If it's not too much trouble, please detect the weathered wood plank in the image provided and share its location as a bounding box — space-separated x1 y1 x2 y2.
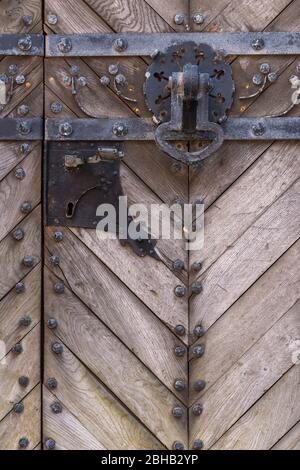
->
272 422 300 450
0 0 41 34
0 142 39 182
44 269 188 449
0 385 40 450
44 334 163 450
212 366 300 450
189 304 300 448
145 0 188 31
190 179 300 333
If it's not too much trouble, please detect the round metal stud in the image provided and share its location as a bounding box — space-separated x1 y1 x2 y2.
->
191 282 203 295
192 404 203 416
21 201 32 214
251 38 265 51
173 13 185 25
47 378 58 390
112 122 128 137
20 315 32 327
15 282 25 294
113 38 128 52
171 162 182 173
18 121 31 135
268 72 278 83
194 325 205 338
50 255 60 266
193 344 205 358
12 228 24 241
174 379 186 392
193 439 204 450
18 36 32 52
78 76 88 86
174 345 186 357
13 343 23 354
296 63 300 74
23 15 33 27
62 74 72 86
59 122 73 137
173 441 184 450
15 167 26 180
193 12 205 25
18 104 29 116
252 122 265 136
57 37 72 53
192 261 202 272
50 101 63 114
20 143 32 154
51 402 62 414
14 403 24 414
8 64 18 76
252 73 263 86
174 325 186 336
53 283 65 294
108 64 119 76
100 75 110 86
54 231 64 242
19 437 29 449
194 379 206 392
15 74 26 85
52 342 63 355
173 259 185 271
260 63 270 75
47 14 58 25
174 285 186 298
23 256 34 268
19 376 29 387
115 74 126 86
45 438 56 450
172 405 184 418
47 318 58 330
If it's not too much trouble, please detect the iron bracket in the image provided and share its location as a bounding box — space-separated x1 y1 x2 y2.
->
0 118 43 140
0 34 44 56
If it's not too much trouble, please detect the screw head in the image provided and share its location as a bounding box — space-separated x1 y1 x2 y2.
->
112 122 128 136
113 38 128 52
15 282 25 294
22 15 33 27
20 143 32 154
50 255 60 266
47 14 58 25
100 75 110 86
45 438 56 450
194 325 205 338
47 378 58 390
173 441 184 450
18 36 32 52
19 437 29 448
51 402 62 414
18 104 29 116
115 74 126 86
193 12 205 25
13 343 23 354
194 379 206 392
14 402 24 414
193 344 205 358
268 72 278 83
174 286 186 298
57 37 72 53
174 379 186 392
192 404 203 416
174 345 186 357
20 315 32 327
173 259 185 271
52 342 63 355
251 38 265 51
191 282 203 295
21 201 32 214
192 261 202 272
252 122 265 136
193 439 204 450
54 231 64 242
51 101 63 114
252 73 263 86
174 13 185 25
18 121 31 135
23 256 34 268
59 122 73 137
12 228 24 241
260 63 270 75
174 325 186 336
108 64 119 75
47 318 58 330
53 283 65 294
172 405 184 418
19 376 29 387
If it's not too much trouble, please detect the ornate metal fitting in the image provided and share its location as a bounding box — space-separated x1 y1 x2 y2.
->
19 376 29 387
192 404 203 416
0 64 27 110
194 379 206 392
240 63 278 101
172 405 184 418
14 402 24 414
174 345 186 357
13 343 23 354
47 378 58 390
174 286 187 298
51 402 62 414
174 325 186 336
194 325 205 338
20 315 32 327
19 437 29 449
174 379 186 391
52 342 63 355
45 438 56 450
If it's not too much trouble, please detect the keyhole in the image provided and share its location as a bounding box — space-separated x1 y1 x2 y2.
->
66 201 75 218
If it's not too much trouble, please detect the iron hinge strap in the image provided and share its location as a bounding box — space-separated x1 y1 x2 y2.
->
0 118 43 140
0 34 44 56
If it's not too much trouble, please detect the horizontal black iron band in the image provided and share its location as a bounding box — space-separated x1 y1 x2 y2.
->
45 117 300 141
46 32 300 56
0 118 43 140
0 34 44 56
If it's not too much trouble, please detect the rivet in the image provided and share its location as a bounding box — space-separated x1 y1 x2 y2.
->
251 38 265 51
13 343 23 354
192 261 202 272
20 315 32 327
21 201 32 214
192 404 203 416
18 121 31 135
19 376 29 387
22 15 33 27
12 228 25 241
53 283 65 294
47 318 58 330
18 104 29 116
78 76 88 87
15 74 26 85
100 75 110 86
113 38 128 52
51 402 62 414
171 162 182 173
52 342 63 355
108 64 119 76
8 64 18 75
57 37 72 53
173 13 185 25
252 122 265 136
173 259 185 271
14 403 24 414
174 325 186 336
22 256 34 268
115 74 126 86
20 143 32 154
174 379 186 392
45 438 56 450
193 344 205 358
174 286 186 298
194 325 205 338
19 437 29 448
173 441 184 450
193 439 204 450
62 74 72 86
15 282 25 294
194 380 206 392
51 101 63 114
252 73 263 86
54 231 64 242
193 12 205 25
47 14 58 25
172 405 184 418
174 345 186 357
112 122 128 136
268 72 278 83
47 378 58 390
191 282 203 295
18 36 32 52
260 63 270 75
59 122 73 136
50 255 60 266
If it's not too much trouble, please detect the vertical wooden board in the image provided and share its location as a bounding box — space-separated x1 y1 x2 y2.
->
272 422 300 450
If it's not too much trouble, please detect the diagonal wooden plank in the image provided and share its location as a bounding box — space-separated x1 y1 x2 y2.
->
44 334 163 450
272 422 300 450
0 142 39 182
212 366 300 450
189 302 300 448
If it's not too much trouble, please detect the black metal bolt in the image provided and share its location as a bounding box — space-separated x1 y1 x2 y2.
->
173 441 184 450
173 13 185 25
174 345 186 357
15 282 25 294
194 380 206 392
50 255 60 266
47 318 58 330
20 143 32 154
52 342 63 355
14 403 24 414
172 405 184 418
174 379 186 392
18 36 32 51
251 38 265 51
18 104 29 116
192 404 203 416
47 14 58 25
193 344 205 358
193 440 204 450
192 261 202 272
191 282 203 295
13 343 23 354
59 122 73 136
174 325 186 336
12 228 24 241
15 167 26 180
173 259 185 271
45 438 56 450
18 121 31 135
53 282 65 294
174 285 186 298
51 402 62 414
23 256 35 268
20 315 32 327
194 325 205 338
113 38 128 52
22 15 33 27
21 201 32 214
252 122 265 136
193 12 205 25
51 101 63 114
19 376 29 387
112 122 128 136
54 231 64 242
57 37 72 53
47 378 58 390
19 437 29 449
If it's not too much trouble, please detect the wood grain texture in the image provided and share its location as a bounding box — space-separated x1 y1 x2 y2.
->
145 0 188 31
0 0 41 34
272 422 300 450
